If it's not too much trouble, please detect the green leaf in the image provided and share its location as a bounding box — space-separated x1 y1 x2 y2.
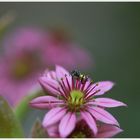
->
14 89 45 121
14 89 48 137
30 119 48 138
14 92 37 121
0 96 24 138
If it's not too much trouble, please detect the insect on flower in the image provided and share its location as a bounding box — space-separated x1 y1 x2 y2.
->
30 65 127 138
71 69 89 84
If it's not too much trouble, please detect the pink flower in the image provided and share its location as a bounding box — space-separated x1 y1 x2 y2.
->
46 118 123 138
0 27 47 106
42 27 92 70
0 27 92 106
44 43 92 70
30 65 126 138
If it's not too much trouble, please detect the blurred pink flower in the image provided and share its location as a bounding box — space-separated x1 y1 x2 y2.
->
46 118 123 138
0 26 92 106
30 65 126 138
0 27 47 106
42 27 92 70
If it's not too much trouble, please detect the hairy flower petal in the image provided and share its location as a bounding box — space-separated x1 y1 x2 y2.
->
97 124 123 138
30 96 64 109
88 106 119 126
47 122 60 138
93 98 127 108
56 65 69 80
43 107 66 127
59 112 76 138
46 70 57 80
39 77 60 95
81 111 97 135
89 81 114 96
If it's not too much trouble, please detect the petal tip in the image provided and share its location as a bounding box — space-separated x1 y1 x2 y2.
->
55 65 64 71
108 81 115 87
29 99 37 108
122 102 127 107
116 121 120 127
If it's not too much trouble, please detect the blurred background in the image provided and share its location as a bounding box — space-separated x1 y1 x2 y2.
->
0 2 139 138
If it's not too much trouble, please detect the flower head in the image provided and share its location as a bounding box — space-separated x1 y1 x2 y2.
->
0 27 47 106
46 118 123 138
30 65 126 138
0 27 92 106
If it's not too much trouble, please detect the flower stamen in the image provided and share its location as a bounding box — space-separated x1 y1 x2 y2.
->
57 87 67 100
58 81 68 98
81 80 87 91
84 81 93 93
65 75 71 91
84 83 99 98
85 89 101 101
67 90 84 111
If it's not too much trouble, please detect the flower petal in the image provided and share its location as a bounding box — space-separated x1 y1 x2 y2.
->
81 111 97 135
93 98 127 108
89 81 114 96
96 124 123 138
47 123 60 138
43 107 66 127
39 77 60 96
46 70 57 80
88 106 119 126
30 96 64 109
59 112 76 138
64 75 72 90
56 65 69 80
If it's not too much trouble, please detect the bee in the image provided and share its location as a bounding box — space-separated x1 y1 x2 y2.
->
71 70 89 84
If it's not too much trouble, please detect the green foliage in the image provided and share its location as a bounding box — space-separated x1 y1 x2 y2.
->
30 119 48 138
14 89 47 136
14 89 45 121
14 92 37 121
0 96 24 138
